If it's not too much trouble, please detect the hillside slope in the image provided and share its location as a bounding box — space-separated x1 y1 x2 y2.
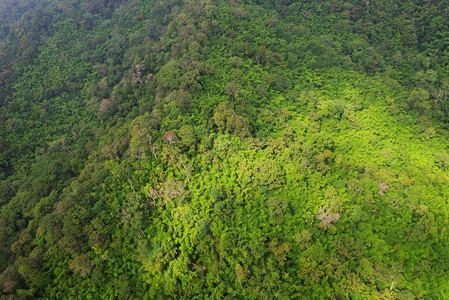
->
1 0 449 298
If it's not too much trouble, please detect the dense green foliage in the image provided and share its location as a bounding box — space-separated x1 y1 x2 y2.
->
1 0 449 298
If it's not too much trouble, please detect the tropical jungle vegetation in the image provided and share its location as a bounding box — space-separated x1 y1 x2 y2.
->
1 0 449 298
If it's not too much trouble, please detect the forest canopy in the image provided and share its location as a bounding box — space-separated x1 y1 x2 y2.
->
1 0 449 298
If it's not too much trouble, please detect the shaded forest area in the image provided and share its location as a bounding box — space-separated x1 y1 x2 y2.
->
1 0 449 298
